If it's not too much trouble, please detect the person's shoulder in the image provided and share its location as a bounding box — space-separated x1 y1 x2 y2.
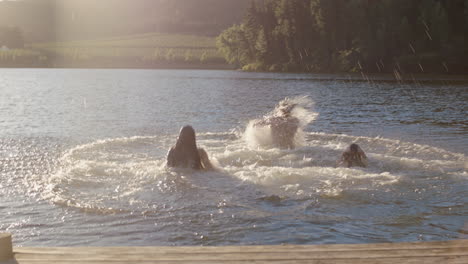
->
167 146 176 154
197 148 208 156
342 151 350 158
198 148 213 170
167 146 177 160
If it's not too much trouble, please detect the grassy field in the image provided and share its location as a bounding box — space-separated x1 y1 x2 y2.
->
21 33 228 68
0 48 48 67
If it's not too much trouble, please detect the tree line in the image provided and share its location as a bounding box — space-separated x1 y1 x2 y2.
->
217 0 468 74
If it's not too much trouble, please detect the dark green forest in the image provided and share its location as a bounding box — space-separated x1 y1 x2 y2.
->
1 0 468 73
217 0 468 74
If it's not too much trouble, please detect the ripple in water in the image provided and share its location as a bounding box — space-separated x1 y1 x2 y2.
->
11 97 463 245
41 127 466 216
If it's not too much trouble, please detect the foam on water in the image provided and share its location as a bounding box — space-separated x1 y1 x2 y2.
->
21 97 464 218
39 128 466 214
245 96 318 149
1 70 467 246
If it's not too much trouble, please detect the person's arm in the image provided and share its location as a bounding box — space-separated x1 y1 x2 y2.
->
198 148 213 170
338 152 348 167
358 151 368 167
358 149 367 159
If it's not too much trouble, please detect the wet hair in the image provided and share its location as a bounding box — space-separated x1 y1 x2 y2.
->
176 125 197 150
341 143 367 168
168 125 202 169
350 143 359 152
277 103 297 117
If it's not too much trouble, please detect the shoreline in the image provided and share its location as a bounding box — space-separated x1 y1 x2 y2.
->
1 64 468 78
1 66 467 82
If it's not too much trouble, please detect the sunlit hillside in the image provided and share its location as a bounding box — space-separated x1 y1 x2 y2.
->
21 33 227 68
0 0 250 42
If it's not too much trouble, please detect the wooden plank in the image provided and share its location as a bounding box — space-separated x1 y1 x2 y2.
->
0 233 13 261
13 252 468 262
14 242 468 259
6 256 468 264
10 240 468 264
14 239 468 254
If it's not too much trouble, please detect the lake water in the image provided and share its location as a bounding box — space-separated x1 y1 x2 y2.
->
0 69 466 246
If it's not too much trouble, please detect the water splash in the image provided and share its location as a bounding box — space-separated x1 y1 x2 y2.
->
30 127 466 214
244 96 318 149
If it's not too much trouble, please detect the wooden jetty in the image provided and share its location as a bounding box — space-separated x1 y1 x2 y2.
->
1 233 467 263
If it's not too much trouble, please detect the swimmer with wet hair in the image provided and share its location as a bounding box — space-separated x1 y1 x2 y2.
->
167 125 213 170
339 143 368 168
254 101 300 149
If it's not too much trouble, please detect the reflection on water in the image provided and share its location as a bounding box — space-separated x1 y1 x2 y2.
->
0 69 466 246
